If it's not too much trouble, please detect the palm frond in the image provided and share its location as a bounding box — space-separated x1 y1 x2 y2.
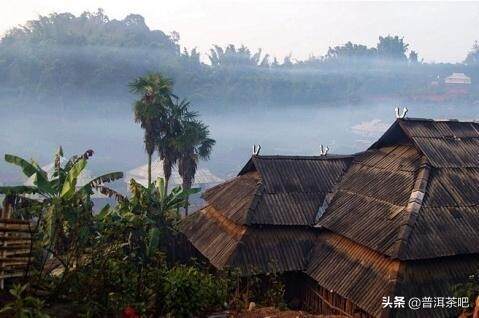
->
198 138 215 160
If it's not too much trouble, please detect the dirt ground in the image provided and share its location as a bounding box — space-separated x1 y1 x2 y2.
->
210 307 343 318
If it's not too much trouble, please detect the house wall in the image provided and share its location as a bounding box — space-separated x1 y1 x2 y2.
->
284 272 373 318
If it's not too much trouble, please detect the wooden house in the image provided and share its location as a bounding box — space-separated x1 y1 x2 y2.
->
181 155 352 273
181 118 479 317
307 118 479 317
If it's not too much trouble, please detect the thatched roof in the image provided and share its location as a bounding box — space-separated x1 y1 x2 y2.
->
125 158 223 187
181 155 353 273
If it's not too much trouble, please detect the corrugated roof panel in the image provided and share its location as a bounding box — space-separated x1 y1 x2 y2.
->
307 232 479 318
424 168 479 207
404 206 479 259
399 120 479 138
319 189 410 255
180 208 244 268
410 137 479 168
249 192 325 225
238 156 353 225
252 156 352 195
230 227 316 273
318 146 418 256
306 232 399 317
202 156 352 226
202 172 260 224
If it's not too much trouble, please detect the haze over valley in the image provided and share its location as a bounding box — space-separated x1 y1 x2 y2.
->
1 6 479 187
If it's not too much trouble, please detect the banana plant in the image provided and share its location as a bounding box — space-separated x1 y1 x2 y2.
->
0 148 124 256
97 177 199 264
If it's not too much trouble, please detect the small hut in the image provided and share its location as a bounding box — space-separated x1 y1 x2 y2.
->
444 72 471 85
444 72 471 95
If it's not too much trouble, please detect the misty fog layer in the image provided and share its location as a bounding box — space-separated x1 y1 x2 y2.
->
1 10 479 188
2 98 478 187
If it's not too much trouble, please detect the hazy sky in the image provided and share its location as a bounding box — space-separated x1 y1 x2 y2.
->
2 1 479 63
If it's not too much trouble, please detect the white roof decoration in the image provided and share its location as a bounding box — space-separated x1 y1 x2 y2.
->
125 158 223 187
445 73 471 85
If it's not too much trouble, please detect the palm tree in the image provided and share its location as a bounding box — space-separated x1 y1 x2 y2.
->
157 99 197 193
130 73 174 187
176 120 215 215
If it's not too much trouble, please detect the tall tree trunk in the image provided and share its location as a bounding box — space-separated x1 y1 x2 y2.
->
147 153 152 187
163 159 172 193
183 177 193 216
145 125 155 188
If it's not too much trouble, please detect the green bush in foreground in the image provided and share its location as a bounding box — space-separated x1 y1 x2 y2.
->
0 284 50 318
0 146 286 317
162 265 228 317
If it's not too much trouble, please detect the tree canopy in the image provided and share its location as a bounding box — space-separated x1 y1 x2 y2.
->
0 9 476 105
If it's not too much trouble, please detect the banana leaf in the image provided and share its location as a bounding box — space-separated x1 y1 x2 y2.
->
95 185 127 202
0 185 39 195
146 227 160 257
5 154 53 195
86 172 124 187
61 158 87 199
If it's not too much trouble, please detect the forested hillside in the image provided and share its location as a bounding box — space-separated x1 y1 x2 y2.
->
0 9 478 105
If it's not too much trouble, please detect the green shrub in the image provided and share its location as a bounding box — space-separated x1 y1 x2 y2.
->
454 270 479 308
162 265 228 317
220 268 286 311
0 284 50 318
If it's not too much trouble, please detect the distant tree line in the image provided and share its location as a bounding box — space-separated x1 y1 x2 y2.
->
0 9 477 105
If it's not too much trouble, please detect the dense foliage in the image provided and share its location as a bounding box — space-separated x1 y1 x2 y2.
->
1 9 476 105
0 146 285 317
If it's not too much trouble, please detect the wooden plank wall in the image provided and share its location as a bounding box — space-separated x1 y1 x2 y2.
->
0 204 32 289
299 276 373 318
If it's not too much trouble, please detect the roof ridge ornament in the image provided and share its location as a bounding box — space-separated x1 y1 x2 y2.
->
395 107 408 119
320 144 329 156
252 144 261 155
